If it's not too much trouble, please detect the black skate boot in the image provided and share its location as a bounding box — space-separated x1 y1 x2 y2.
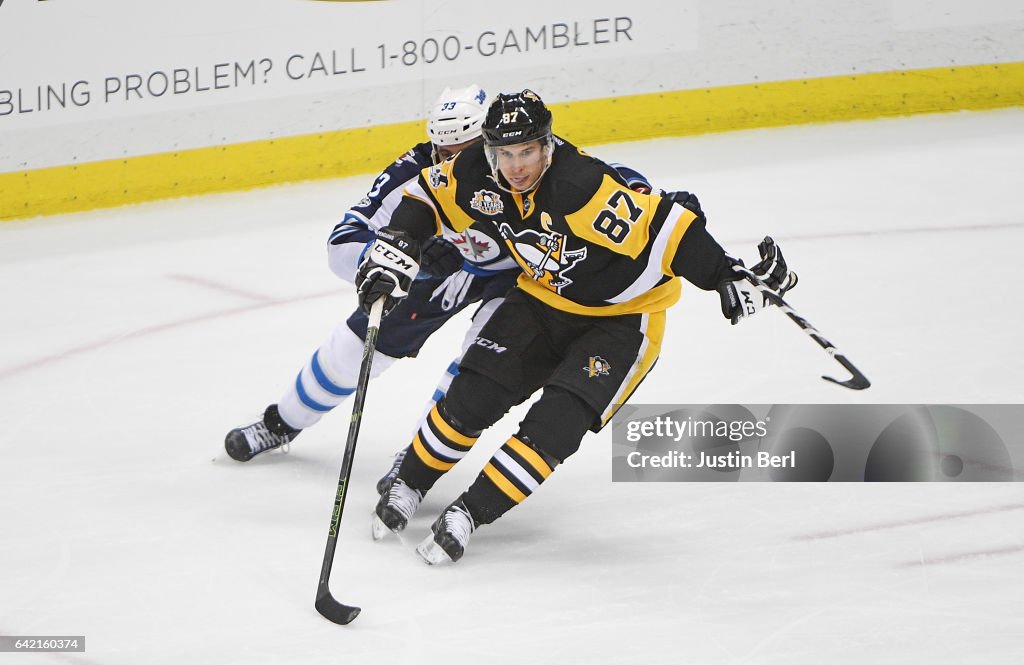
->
417 498 477 564
375 446 410 496
224 405 301 462
370 478 423 541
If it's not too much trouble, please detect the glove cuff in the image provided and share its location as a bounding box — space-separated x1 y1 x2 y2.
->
718 278 767 324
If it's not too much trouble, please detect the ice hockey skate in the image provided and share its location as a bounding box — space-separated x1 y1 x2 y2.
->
224 405 301 462
375 446 409 496
417 499 476 564
370 478 423 541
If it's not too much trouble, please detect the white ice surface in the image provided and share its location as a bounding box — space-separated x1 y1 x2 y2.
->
1 109 1023 664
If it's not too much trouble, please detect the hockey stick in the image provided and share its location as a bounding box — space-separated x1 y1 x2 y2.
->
734 265 871 390
314 298 385 625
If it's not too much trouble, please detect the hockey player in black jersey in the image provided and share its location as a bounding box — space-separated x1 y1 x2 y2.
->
224 85 656 469
358 90 797 564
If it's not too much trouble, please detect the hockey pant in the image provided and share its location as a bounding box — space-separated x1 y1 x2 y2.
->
396 288 665 525
277 270 515 430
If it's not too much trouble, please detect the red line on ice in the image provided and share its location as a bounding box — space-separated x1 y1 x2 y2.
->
897 544 1024 568
794 503 1024 541
0 290 336 383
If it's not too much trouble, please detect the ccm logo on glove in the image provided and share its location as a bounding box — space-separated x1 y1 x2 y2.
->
370 243 417 272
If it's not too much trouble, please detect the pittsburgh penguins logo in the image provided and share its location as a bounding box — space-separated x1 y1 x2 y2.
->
584 356 612 378
498 215 586 292
470 189 503 216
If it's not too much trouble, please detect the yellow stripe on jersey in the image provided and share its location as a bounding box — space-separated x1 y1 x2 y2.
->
563 175 657 258
506 437 554 479
421 159 477 233
659 206 699 276
412 433 457 472
428 404 477 448
517 274 681 316
601 311 667 426
483 463 528 504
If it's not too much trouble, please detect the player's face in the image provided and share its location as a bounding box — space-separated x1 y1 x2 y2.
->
434 137 480 161
493 140 547 192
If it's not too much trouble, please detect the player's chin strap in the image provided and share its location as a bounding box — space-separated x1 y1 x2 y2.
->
733 264 871 391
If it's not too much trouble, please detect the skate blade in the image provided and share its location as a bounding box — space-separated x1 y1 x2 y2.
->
416 534 453 565
370 514 393 541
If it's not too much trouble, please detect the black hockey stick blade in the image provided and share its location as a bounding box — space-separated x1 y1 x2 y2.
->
822 352 871 390
312 299 385 627
734 262 871 391
315 587 361 625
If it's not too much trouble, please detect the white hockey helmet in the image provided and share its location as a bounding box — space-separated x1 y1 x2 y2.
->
426 84 489 148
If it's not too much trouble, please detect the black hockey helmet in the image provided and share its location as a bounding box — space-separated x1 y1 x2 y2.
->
482 89 553 147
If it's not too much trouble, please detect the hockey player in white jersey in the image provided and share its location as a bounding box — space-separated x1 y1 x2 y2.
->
224 85 518 463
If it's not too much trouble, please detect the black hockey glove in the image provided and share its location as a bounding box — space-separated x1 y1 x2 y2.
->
661 190 702 216
419 236 464 278
717 237 797 325
749 236 797 295
355 229 421 316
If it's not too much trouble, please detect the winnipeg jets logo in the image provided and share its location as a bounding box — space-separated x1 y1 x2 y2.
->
498 214 586 292
584 356 612 378
470 190 503 216
428 165 449 189
451 230 498 261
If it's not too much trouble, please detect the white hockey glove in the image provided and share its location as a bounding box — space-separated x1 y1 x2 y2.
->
718 236 798 325
355 229 421 316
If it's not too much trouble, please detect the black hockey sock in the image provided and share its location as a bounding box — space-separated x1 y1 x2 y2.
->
463 435 557 525
398 402 480 492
